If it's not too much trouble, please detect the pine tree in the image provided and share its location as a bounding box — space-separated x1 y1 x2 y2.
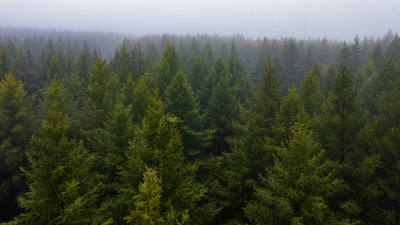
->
113 41 133 84
0 73 30 221
369 41 384 68
244 123 356 225
199 57 231 109
121 97 216 224
275 87 308 142
318 65 359 164
300 68 323 116
187 56 209 95
228 43 250 103
337 42 351 68
0 46 11 79
201 41 214 67
77 41 92 83
124 167 165 225
206 77 238 155
83 55 114 130
16 100 92 224
122 76 153 124
350 34 362 73
165 71 211 160
252 56 280 137
155 42 180 96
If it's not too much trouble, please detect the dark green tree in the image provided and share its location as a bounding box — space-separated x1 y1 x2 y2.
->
205 77 238 155
121 97 217 224
155 42 180 96
165 71 211 160
252 56 280 137
0 73 30 222
244 123 356 225
300 68 323 116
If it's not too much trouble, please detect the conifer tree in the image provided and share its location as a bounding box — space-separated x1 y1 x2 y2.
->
228 43 250 103
122 76 153 124
17 98 92 224
300 68 323 116
113 41 133 83
318 65 359 164
77 41 92 83
83 55 114 130
201 41 214 67
369 41 384 68
0 46 11 79
188 56 209 95
165 71 211 160
0 73 30 221
206 77 238 154
155 42 180 96
252 56 280 137
121 97 216 224
124 167 165 225
275 87 308 142
245 123 355 225
199 57 231 109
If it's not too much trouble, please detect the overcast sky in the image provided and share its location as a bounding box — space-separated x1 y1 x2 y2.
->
1 0 399 40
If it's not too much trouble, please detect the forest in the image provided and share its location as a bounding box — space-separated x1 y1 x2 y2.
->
1 27 400 224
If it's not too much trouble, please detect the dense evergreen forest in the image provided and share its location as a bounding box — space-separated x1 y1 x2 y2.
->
1 27 400 224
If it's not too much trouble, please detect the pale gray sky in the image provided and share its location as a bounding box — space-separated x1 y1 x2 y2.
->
1 0 399 40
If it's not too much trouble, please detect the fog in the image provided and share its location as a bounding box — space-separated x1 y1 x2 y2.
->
1 0 399 40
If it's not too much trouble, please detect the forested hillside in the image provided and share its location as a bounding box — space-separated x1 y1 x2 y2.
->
1 27 400 224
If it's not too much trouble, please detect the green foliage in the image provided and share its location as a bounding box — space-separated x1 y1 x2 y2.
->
155 42 180 96
206 77 238 154
121 97 217 224
0 73 30 221
252 56 281 137
124 167 164 225
245 123 354 225
318 65 359 164
165 71 212 160
0 46 11 79
276 87 308 142
199 57 231 108
122 76 153 124
16 102 93 224
83 55 114 130
300 68 323 116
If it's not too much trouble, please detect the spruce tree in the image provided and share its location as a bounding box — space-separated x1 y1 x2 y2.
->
121 97 216 224
205 77 238 155
17 98 92 224
300 68 323 116
165 71 211 160
155 42 180 96
245 123 356 225
0 73 30 221
252 56 280 137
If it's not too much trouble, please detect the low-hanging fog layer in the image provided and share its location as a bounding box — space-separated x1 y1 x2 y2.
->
1 0 399 40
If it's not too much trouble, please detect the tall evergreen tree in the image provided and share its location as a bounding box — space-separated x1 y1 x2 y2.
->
300 68 323 116
165 71 211 160
155 42 180 96
205 77 238 155
121 97 217 224
317 65 359 164
16 95 92 224
0 73 30 222
244 123 356 225
0 46 11 79
252 56 280 137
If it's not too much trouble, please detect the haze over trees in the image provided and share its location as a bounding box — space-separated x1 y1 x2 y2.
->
1 27 400 224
